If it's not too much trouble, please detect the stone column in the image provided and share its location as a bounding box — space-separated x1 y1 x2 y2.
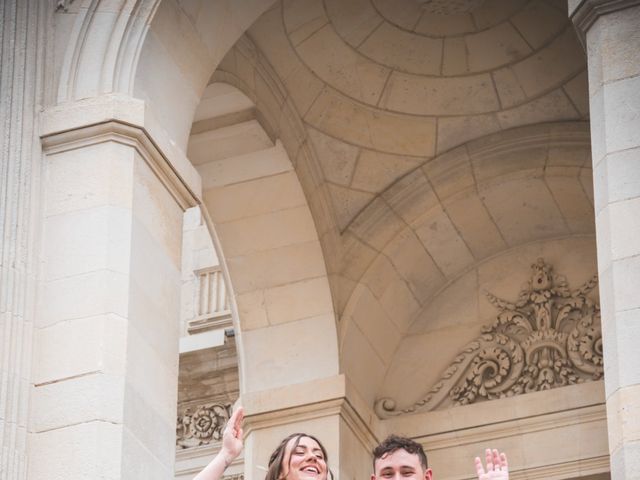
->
30 101 199 478
571 1 640 478
0 1 45 479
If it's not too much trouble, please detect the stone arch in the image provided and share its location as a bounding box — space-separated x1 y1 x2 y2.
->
339 122 596 405
187 81 339 393
54 0 341 396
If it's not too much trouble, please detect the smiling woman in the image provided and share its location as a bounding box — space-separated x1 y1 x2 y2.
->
198 407 507 480
195 407 332 480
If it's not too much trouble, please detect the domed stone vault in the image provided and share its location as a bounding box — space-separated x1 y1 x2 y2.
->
196 0 594 413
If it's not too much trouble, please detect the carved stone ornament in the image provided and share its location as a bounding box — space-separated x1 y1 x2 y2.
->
176 402 231 448
375 259 602 418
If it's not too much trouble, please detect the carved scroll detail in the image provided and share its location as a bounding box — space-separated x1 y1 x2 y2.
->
375 259 602 417
176 402 231 448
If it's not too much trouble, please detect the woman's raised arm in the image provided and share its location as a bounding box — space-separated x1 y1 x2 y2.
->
194 406 244 480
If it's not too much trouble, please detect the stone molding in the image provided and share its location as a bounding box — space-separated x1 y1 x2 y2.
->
41 119 199 210
376 259 602 417
570 0 640 45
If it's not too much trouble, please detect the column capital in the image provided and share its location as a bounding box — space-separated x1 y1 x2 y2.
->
570 0 640 45
41 95 201 210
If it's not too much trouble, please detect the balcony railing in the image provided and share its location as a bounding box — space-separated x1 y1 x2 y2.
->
187 267 232 334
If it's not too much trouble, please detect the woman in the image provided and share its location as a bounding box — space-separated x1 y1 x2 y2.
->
194 407 330 480
195 406 507 480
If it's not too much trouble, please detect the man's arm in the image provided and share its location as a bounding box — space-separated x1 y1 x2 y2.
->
194 406 244 480
475 449 508 480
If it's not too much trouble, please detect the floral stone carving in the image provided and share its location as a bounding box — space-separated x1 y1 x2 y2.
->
177 402 231 448
375 259 602 418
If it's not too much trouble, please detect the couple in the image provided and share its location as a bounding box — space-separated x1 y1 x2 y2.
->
195 407 508 480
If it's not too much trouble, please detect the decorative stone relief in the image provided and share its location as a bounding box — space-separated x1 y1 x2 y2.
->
375 259 602 417
176 402 232 448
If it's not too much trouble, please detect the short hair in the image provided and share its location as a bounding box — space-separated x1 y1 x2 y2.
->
372 435 428 472
266 433 332 480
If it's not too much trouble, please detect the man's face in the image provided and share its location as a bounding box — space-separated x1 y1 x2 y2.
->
371 449 433 480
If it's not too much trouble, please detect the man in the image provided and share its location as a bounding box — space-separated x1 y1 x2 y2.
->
371 435 508 480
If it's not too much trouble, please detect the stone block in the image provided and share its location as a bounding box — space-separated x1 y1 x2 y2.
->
611 256 640 313
602 75 640 155
283 0 327 46
510 0 566 49
324 0 381 47
204 171 306 223
348 285 402 364
340 307 386 404
348 197 405 251
307 127 359 186
351 150 420 193
607 197 640 260
359 22 442 76
198 144 293 189
217 205 317 258
382 169 439 225
121 424 174 478
497 89 579 130
226 240 326 294
479 177 569 245
264 276 334 325
544 174 595 234
31 372 125 432
241 314 339 392
305 88 437 156
383 229 446 305
381 71 499 116
600 147 640 207
188 120 273 165
33 314 127 385
40 270 129 327
43 206 132 281
414 206 475 277
296 24 389 104
466 22 531 72
423 146 475 200
444 193 507 259
606 384 640 452
29 422 122 480
44 142 133 216
236 289 269 331
602 308 640 394
609 438 640 480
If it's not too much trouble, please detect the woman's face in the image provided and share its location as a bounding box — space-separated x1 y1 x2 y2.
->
281 436 328 480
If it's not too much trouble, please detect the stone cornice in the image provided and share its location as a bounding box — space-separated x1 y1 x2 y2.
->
570 0 640 46
41 119 199 210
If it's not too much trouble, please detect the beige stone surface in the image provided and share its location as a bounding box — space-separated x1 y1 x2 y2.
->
465 22 532 72
381 72 499 116
351 150 420 193
359 22 443 76
414 206 476 277
296 24 390 105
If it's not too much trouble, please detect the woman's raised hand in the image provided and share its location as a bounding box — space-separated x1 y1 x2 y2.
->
221 406 244 465
475 449 508 480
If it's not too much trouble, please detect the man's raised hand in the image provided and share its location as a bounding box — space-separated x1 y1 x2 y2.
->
475 449 508 480
221 406 244 466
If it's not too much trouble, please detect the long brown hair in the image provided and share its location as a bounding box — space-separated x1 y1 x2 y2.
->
265 433 332 480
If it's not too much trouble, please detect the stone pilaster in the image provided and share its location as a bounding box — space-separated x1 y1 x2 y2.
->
0 1 46 479
571 1 640 478
31 105 199 478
